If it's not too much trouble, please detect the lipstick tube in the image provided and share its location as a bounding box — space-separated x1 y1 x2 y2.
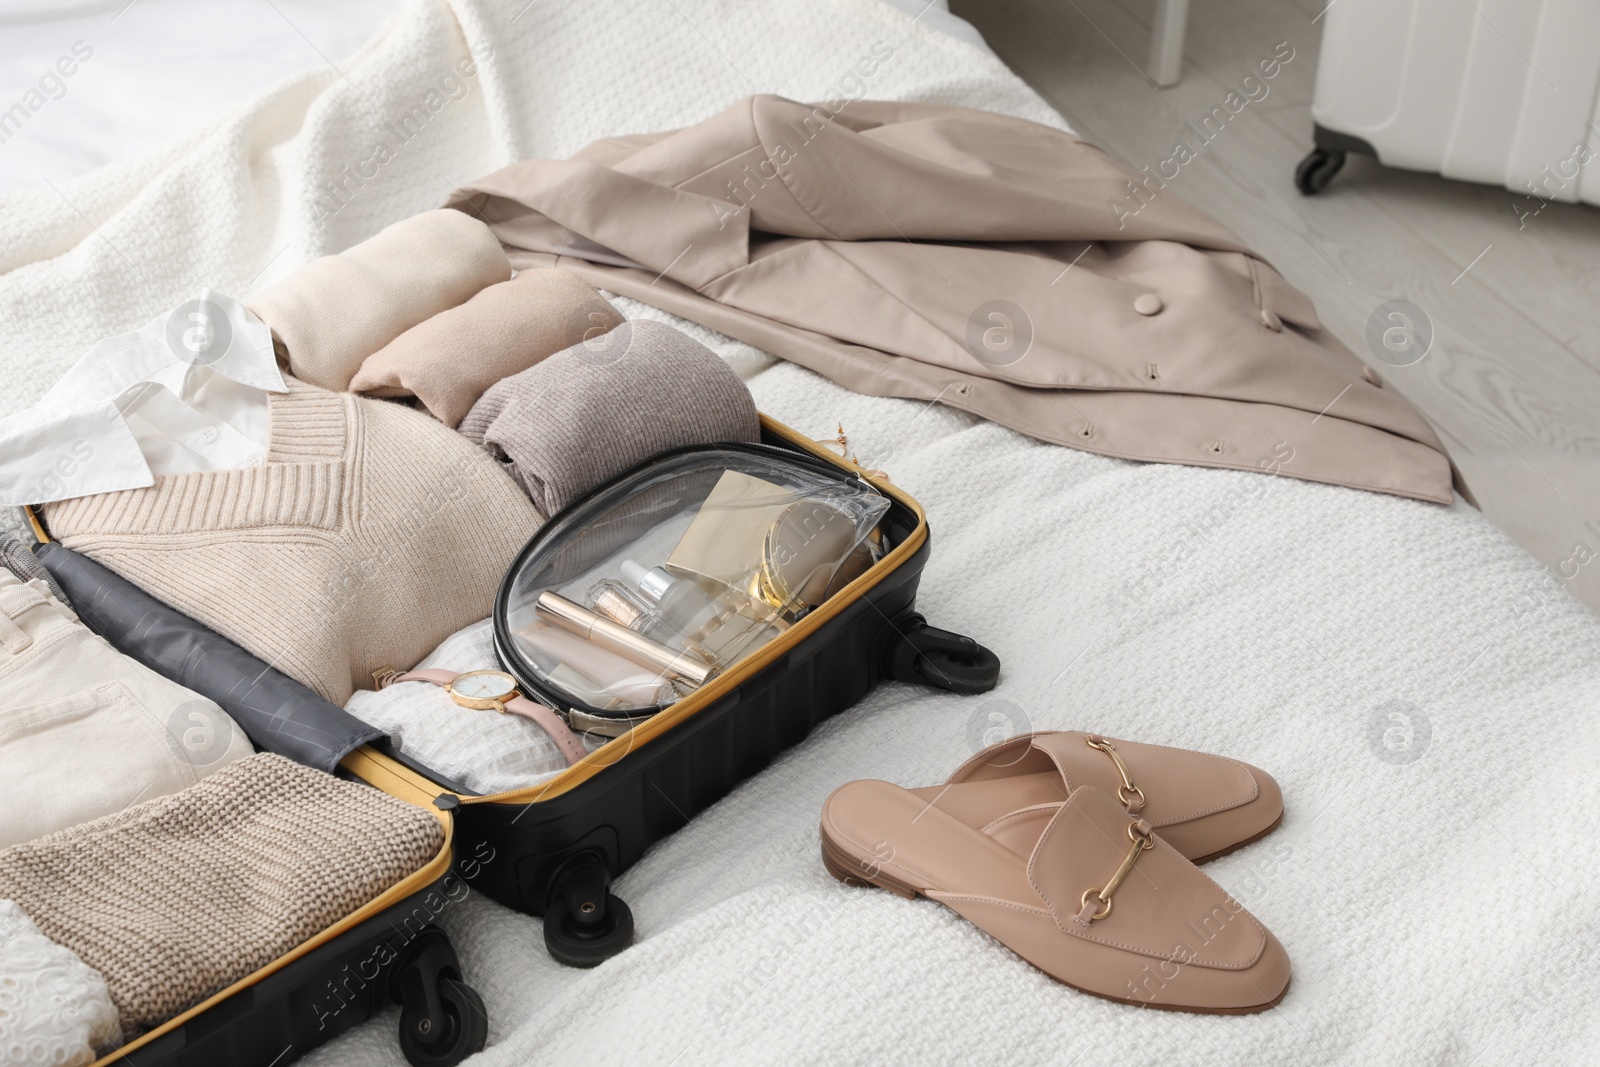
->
535 591 716 688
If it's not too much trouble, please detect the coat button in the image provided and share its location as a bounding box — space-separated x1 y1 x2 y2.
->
1260 308 1283 332
1363 365 1382 386
1134 293 1163 316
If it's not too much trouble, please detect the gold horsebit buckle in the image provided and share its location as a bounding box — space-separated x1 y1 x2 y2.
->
1076 818 1155 925
1086 735 1146 814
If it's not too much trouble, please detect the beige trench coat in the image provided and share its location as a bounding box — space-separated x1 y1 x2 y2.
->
445 96 1454 503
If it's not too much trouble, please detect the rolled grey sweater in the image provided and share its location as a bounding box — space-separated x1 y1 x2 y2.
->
458 319 761 521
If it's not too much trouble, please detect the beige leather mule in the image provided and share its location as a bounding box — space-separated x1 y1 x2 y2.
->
908 731 1283 864
819 735 1291 1014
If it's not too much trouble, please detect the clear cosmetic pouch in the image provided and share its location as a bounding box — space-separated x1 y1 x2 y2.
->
494 444 891 735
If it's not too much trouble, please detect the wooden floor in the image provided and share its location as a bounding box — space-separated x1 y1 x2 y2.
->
950 0 1600 613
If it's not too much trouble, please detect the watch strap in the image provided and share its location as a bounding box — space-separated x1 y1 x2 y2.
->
388 669 589 767
503 694 589 766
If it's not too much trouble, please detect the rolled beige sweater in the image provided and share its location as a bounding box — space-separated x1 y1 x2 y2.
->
349 268 625 427
0 753 444 1035
246 209 511 391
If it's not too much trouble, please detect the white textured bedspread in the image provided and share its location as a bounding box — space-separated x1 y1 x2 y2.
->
2 2 1597 1065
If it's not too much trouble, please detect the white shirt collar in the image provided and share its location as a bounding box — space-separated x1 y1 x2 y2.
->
0 290 286 507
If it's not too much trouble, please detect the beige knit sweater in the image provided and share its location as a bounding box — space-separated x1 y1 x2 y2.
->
44 378 539 702
0 753 444 1034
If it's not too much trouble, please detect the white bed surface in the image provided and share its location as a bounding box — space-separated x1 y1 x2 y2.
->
0 0 394 193
1 2 1597 1066
0 0 982 193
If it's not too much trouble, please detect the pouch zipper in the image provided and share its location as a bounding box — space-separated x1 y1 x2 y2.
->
493 439 899 722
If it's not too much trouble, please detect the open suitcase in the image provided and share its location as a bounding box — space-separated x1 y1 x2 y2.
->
72 753 487 1067
29 414 999 977
1295 0 1600 200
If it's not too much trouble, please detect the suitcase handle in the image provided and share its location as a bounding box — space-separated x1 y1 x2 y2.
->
884 614 1000 695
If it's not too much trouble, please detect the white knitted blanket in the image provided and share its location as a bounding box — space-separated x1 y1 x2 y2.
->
3 2 1597 1065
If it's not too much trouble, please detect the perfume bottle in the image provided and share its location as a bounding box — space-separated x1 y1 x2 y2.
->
588 578 662 632
619 559 787 668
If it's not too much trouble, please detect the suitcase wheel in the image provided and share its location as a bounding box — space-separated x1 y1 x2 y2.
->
544 854 636 968
884 614 1000 695
391 927 490 1066
1295 148 1346 195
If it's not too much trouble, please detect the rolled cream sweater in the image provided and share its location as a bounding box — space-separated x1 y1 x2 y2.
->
245 208 511 392
44 378 539 702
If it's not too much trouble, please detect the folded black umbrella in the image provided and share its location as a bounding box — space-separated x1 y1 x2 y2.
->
30 540 382 773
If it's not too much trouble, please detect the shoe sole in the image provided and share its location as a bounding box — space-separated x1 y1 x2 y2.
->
1186 811 1285 865
819 824 1290 1016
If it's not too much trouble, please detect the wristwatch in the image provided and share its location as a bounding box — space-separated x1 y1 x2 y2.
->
381 668 589 767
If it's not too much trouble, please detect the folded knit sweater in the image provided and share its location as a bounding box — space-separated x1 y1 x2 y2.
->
0 753 444 1035
43 378 539 702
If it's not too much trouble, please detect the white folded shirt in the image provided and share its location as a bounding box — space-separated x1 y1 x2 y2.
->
0 290 284 506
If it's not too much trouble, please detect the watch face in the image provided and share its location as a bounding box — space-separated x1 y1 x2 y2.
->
452 671 517 701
